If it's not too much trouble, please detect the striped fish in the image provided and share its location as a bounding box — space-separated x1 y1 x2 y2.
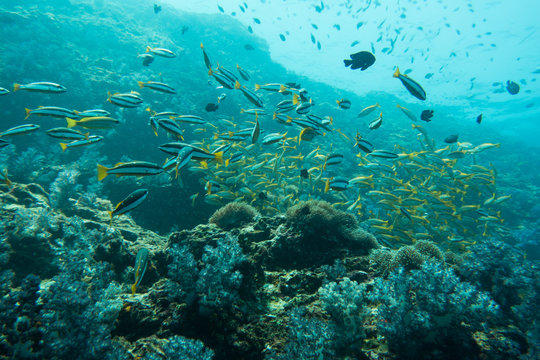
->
131 248 149 295
325 176 349 192
393 67 426 100
107 91 143 108
66 116 119 129
146 46 176 58
111 188 149 219
46 127 89 140
0 124 40 137
97 161 164 181
13 82 66 93
137 81 177 94
251 115 260 144
0 139 11 149
77 109 110 117
367 150 399 159
357 103 380 117
200 43 213 70
25 106 78 120
235 81 263 107
174 115 206 124
60 135 103 152
158 142 223 163
236 64 250 81
0 87 10 95
262 133 286 145
157 119 184 139
217 65 238 83
208 68 235 89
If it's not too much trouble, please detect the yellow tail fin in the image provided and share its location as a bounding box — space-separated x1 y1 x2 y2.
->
213 151 224 164
324 179 330 193
137 81 145 89
292 93 299 105
24 108 31 120
60 143 68 152
97 164 109 181
131 283 137 296
393 67 400 78
13 83 21 92
146 46 151 53
235 81 241 90
255 84 261 91
66 117 77 128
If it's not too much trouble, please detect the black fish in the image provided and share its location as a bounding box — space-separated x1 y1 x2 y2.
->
286 82 301 89
420 109 433 122
300 168 309 179
205 103 219 112
344 51 376 71
181 26 189 35
153 4 161 14
476 114 482 124
506 80 520 95
140 54 154 67
354 134 373 153
244 44 254 51
444 134 458 143
258 191 267 200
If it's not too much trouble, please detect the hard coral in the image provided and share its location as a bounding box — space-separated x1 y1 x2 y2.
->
286 200 358 239
391 245 424 271
414 240 444 262
209 202 259 230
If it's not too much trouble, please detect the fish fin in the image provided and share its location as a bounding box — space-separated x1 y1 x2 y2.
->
279 84 287 92
200 42 204 49
137 81 145 89
84 132 89 140
393 67 400 78
24 108 31 119
324 179 330 193
97 164 109 181
131 283 137 296
13 83 21 92
255 84 261 91
234 80 241 89
107 91 112 103
59 143 68 152
225 159 230 167
292 93 299 105
3 169 11 188
146 46 151 53
200 161 208 169
66 117 77 128
213 151 224 164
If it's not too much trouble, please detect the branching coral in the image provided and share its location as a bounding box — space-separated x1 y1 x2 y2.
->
369 261 499 359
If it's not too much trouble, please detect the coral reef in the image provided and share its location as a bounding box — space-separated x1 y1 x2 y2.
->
369 261 500 359
209 202 260 230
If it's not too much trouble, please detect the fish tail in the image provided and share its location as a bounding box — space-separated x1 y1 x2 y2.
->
225 159 230 167
59 143 68 152
84 132 89 140
131 283 137 296
213 151 224 164
393 67 400 78
343 59 352 67
255 84 261 91
137 81 145 89
3 169 11 188
97 164 109 181
324 179 330 193
234 80 241 89
146 46 151 53
200 42 204 49
107 91 112 103
292 94 299 105
66 117 77 128
13 83 21 92
279 84 287 92
24 108 31 120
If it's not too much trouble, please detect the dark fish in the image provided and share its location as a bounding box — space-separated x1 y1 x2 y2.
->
350 40 359 47
153 4 161 14
336 99 351 109
311 34 316 44
420 109 434 122
393 67 426 100
476 114 482 124
300 168 309 179
253 18 261 24
444 134 458 143
140 54 154 66
354 133 374 153
181 26 188 35
317 41 321 50
205 103 219 112
217 5 224 12
247 26 253 34
344 51 376 71
244 44 255 50
258 192 267 200
506 80 520 95
279 34 286 41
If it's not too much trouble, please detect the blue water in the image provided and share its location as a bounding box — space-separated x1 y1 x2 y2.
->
0 1 539 359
